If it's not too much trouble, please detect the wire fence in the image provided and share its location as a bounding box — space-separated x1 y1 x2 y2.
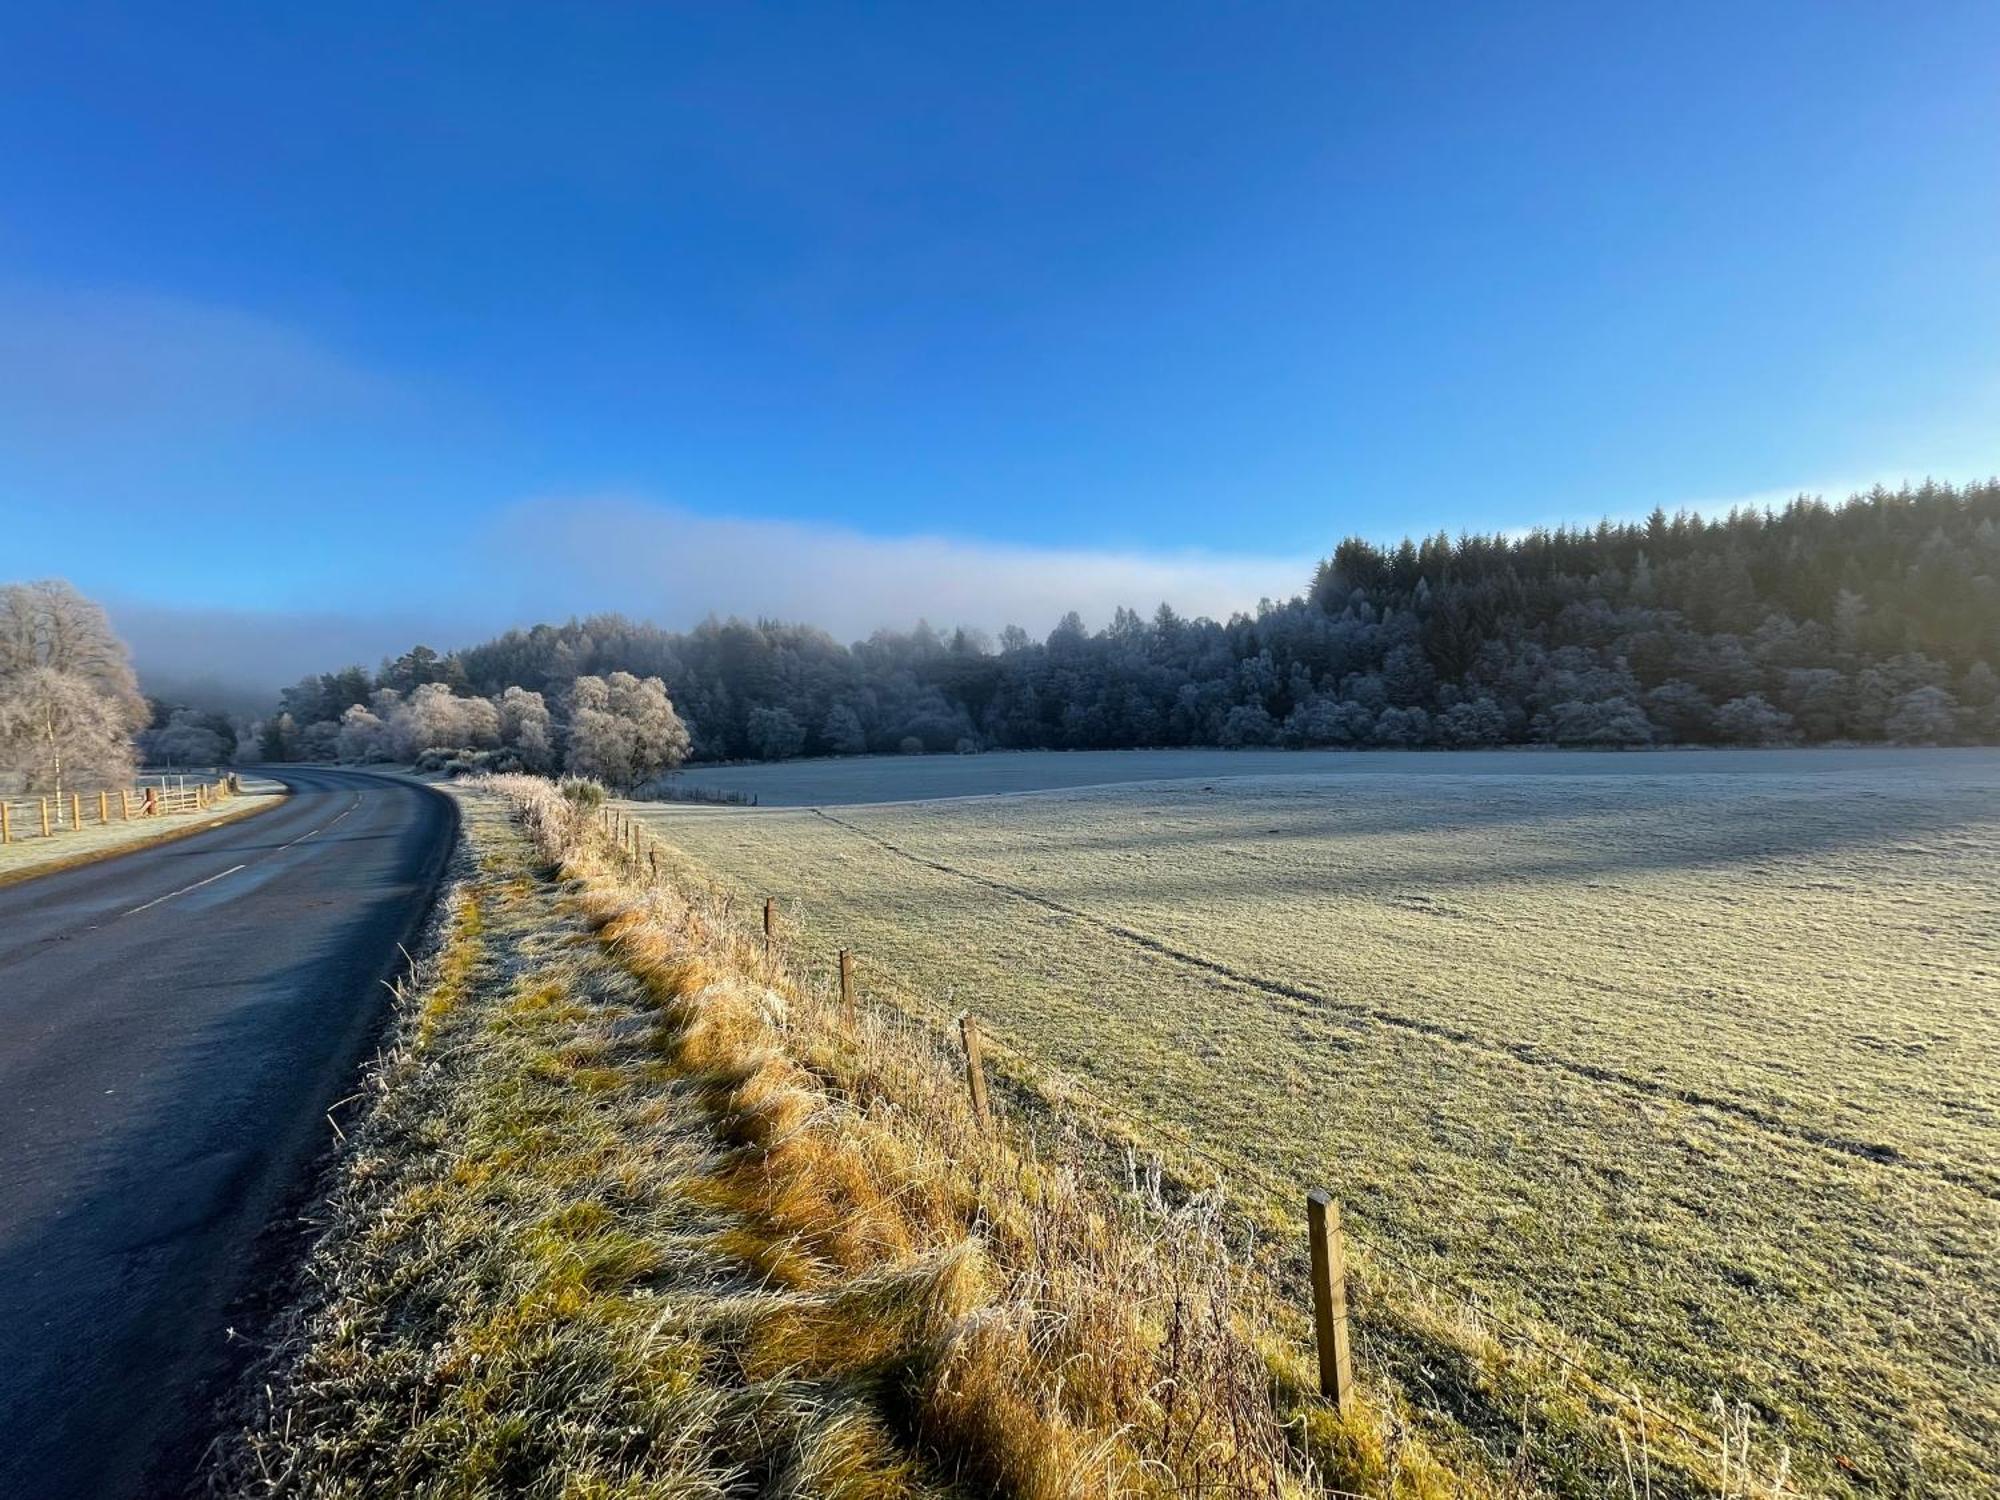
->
698 839 1823 1493
589 801 1814 1496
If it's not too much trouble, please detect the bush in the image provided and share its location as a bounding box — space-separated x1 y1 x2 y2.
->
558 775 607 810
898 736 925 755
1714 694 1796 746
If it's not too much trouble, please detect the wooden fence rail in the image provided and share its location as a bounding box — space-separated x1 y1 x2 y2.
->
0 773 238 845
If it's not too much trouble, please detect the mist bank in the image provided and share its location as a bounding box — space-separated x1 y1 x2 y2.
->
253 481 1999 763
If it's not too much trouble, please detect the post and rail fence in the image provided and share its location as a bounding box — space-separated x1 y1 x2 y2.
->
0 770 240 846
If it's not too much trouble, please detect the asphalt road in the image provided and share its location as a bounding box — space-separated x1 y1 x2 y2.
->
0 767 457 1500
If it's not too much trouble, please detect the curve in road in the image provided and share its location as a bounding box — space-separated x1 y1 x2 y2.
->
0 767 457 1500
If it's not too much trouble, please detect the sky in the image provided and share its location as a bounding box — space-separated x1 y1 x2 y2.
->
1 2 1996 698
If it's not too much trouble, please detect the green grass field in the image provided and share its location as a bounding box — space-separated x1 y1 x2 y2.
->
630 749 1999 1496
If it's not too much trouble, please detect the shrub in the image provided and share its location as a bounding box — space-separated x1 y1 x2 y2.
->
558 775 607 811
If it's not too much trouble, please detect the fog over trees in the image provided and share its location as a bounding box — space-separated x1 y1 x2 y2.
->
259 482 2000 772
0 580 149 798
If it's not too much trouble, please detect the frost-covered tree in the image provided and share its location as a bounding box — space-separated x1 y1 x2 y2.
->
1537 696 1653 746
335 704 393 763
1714 694 1795 745
297 718 341 761
258 712 299 762
0 580 146 719
1218 702 1277 746
1372 705 1433 746
1884 686 1959 744
746 705 806 760
0 581 146 796
0 666 136 797
563 672 689 789
1436 696 1507 746
820 702 868 755
389 683 499 758
497 686 556 772
138 707 232 767
264 481 2000 758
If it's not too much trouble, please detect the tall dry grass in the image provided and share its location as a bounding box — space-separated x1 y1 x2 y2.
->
494 773 1476 1499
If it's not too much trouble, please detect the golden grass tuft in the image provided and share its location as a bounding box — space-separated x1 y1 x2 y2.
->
485 774 1372 1499
216 774 1536 1500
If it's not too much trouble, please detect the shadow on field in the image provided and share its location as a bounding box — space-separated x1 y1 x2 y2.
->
848 797 2000 902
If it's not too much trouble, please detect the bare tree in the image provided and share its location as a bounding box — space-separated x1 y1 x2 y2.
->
388 683 499 758
0 580 147 728
335 704 392 763
0 666 137 801
0 581 146 799
497 686 556 772
563 672 689 789
137 708 230 767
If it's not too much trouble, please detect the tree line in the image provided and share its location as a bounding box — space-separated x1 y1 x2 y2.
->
249 479 1998 778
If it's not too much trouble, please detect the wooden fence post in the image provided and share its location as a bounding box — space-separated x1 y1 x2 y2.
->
120 789 131 820
763 897 776 957
839 949 855 1028
959 1012 991 1127
99 791 110 824
71 792 82 830
145 787 159 816
41 798 52 837
1306 1190 1357 1418
1 801 10 844
648 848 658 881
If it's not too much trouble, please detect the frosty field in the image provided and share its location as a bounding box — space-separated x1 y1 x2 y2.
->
633 749 2000 1495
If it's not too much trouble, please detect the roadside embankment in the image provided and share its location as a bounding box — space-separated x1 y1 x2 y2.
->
212 774 1491 1498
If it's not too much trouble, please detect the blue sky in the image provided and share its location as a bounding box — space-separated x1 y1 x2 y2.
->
1 2 1996 691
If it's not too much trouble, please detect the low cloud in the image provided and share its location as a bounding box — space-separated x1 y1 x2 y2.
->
109 600 476 711
481 495 1314 642
111 497 1317 704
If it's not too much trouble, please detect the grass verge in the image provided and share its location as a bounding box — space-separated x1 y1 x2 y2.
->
0 787 280 889
215 775 1778 1498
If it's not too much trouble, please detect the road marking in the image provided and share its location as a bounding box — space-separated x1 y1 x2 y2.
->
277 794 361 850
123 863 248 916
101 789 365 927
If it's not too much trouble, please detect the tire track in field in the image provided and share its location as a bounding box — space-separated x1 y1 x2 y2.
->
811 808 2000 1204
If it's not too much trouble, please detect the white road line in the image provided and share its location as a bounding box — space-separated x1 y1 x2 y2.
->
123 863 248 916
110 789 364 923
277 793 362 850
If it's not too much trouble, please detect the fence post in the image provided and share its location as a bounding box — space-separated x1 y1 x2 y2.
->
959 1012 991 1127
120 789 131 820
99 791 110 824
1 801 10 844
71 792 82 830
648 848 658 881
763 897 776 958
1306 1190 1357 1418
839 949 855 1028
41 798 51 837
145 787 159 816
